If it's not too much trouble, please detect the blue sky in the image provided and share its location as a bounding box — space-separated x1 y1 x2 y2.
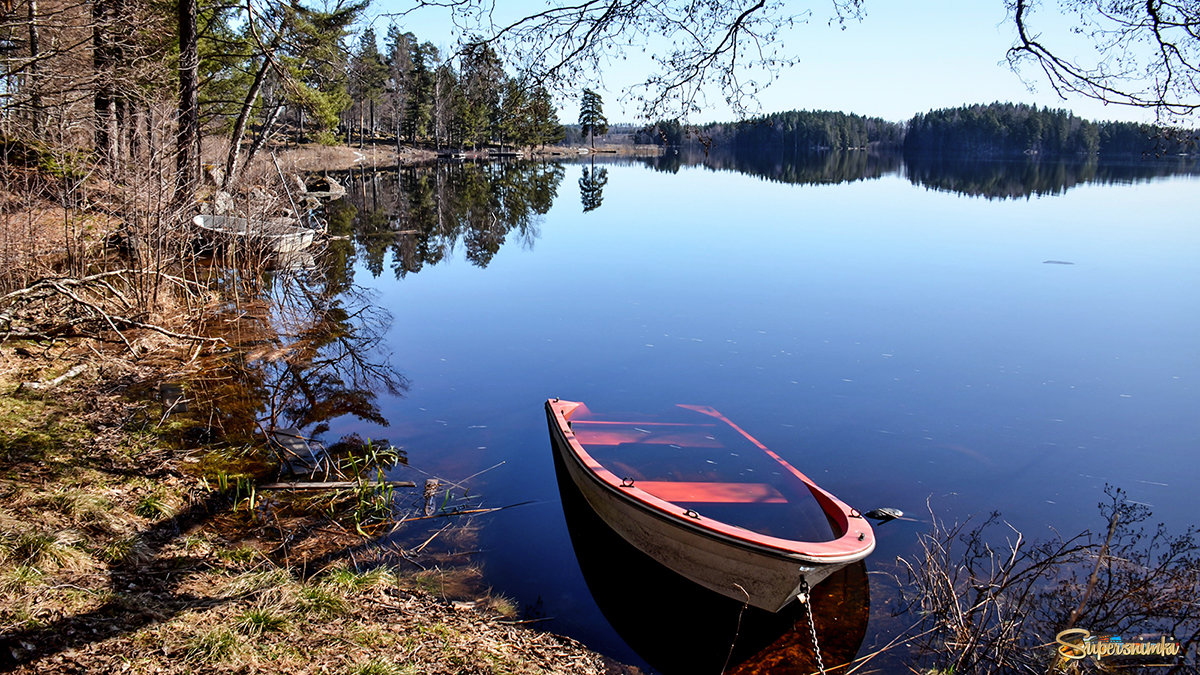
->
369 1 1164 125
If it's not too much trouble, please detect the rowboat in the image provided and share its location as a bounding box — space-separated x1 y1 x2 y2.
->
553 431 871 673
545 399 875 612
192 214 318 255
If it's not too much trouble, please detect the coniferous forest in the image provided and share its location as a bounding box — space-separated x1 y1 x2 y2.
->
1 1 564 196
635 110 903 152
904 103 1198 158
635 103 1197 159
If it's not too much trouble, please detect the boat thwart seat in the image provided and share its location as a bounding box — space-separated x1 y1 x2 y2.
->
632 481 787 504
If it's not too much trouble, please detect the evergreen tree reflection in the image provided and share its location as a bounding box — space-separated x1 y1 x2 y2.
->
333 161 565 281
639 148 1198 199
579 163 608 213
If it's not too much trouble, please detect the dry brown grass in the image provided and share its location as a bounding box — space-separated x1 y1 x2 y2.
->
0 134 639 674
276 143 422 173
888 491 1198 674
0 363 637 673
0 205 80 288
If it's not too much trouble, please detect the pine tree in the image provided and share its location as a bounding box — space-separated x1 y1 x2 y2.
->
579 164 608 211
578 88 608 148
499 78 531 149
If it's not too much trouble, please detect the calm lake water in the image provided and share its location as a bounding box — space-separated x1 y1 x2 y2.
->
312 153 1199 671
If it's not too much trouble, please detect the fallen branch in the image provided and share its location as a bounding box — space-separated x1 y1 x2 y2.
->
111 315 226 344
257 480 417 491
1 273 226 346
0 268 198 304
19 363 88 390
394 500 537 526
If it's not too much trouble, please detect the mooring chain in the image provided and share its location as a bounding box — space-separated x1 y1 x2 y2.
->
798 578 827 675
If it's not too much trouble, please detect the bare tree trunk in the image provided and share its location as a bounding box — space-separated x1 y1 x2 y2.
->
432 78 439 151
93 0 120 167
222 56 271 190
175 0 200 204
117 99 130 166
369 166 376 210
242 101 285 171
27 0 42 135
129 105 145 163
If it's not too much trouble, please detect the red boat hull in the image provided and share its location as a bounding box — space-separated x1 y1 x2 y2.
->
546 399 874 612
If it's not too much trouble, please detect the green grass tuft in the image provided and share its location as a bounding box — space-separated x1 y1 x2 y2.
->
134 493 177 519
95 535 148 564
0 529 90 569
185 627 240 664
216 546 259 566
296 585 347 619
223 567 290 597
345 658 414 675
42 490 114 524
324 564 392 592
486 593 518 618
0 564 45 593
235 606 287 636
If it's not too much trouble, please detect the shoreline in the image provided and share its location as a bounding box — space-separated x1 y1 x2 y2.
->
273 142 663 173
0 351 640 673
0 155 644 673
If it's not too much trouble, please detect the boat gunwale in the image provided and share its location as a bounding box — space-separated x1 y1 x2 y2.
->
191 214 316 241
546 399 875 563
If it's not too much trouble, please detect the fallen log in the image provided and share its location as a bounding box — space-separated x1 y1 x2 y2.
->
257 480 416 491
20 363 88 391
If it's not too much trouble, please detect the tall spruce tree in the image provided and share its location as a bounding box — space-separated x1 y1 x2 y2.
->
530 85 564 149
402 41 435 142
459 42 504 148
350 27 388 144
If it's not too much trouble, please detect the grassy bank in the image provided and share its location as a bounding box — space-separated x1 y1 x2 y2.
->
0 351 633 673
0 138 639 672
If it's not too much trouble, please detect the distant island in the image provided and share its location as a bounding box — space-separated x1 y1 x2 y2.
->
629 103 1198 159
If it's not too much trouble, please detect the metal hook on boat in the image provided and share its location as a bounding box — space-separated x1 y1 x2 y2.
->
683 509 700 519
620 477 635 488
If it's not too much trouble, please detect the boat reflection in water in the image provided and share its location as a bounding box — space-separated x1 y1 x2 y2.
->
553 446 870 674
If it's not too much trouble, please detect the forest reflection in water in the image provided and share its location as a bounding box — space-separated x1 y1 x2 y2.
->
321 150 1200 290
324 161 564 283
290 155 1200 671
646 146 1200 198
297 150 1200 446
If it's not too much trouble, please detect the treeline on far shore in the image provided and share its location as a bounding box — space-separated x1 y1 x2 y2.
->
631 103 1199 159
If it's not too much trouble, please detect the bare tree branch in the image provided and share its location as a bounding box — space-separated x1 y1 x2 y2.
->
1007 0 1200 119
399 0 863 119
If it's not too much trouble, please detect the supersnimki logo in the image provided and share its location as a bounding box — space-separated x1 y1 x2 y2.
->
1055 628 1181 666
